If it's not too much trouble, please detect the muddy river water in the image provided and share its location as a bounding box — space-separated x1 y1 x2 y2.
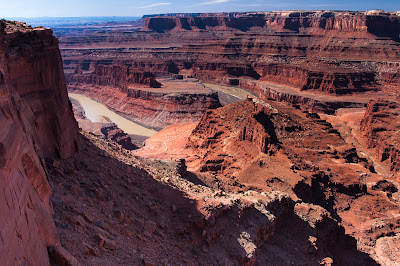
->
68 93 156 137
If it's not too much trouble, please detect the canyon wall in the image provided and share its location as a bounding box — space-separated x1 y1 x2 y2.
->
142 11 400 39
360 100 400 172
66 64 162 89
67 63 222 129
68 84 221 129
0 21 78 264
193 62 379 95
60 10 400 118
256 64 378 94
236 79 366 114
187 98 279 174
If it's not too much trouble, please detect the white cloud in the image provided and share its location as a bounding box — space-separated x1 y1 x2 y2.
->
199 0 230 5
140 2 171 8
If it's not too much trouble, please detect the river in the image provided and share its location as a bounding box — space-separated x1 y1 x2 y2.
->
68 93 156 137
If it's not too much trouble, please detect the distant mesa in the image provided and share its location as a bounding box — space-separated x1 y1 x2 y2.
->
141 10 400 40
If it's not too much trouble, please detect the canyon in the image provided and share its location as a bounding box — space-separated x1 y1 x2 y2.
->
1 9 400 266
59 10 400 138
60 10 400 177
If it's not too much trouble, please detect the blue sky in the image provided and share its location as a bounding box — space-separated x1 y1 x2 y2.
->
2 0 399 18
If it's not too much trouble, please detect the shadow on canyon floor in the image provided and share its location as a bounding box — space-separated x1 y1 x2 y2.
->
181 171 209 187
47 132 377 265
259 213 379 265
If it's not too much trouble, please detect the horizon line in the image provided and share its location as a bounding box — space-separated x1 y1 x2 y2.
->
3 9 399 19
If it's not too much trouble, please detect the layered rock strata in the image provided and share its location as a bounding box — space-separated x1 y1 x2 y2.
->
187 98 279 175
47 131 375 265
101 124 138 150
66 65 161 89
142 11 400 39
0 20 78 265
139 97 400 261
68 83 222 129
60 10 400 115
360 100 400 172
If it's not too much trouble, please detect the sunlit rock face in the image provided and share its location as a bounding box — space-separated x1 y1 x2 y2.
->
0 20 78 265
360 100 400 172
61 10 400 118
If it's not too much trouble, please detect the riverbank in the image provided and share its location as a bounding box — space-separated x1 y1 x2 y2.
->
69 93 156 137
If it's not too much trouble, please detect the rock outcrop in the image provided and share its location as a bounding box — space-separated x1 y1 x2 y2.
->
68 82 222 129
0 20 78 265
138 96 400 262
47 131 375 265
142 11 400 40
237 79 366 115
59 10 400 119
360 100 400 172
66 65 162 89
101 124 138 150
187 98 279 175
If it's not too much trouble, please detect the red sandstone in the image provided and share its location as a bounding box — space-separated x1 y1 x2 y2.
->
2 11 400 265
0 20 78 265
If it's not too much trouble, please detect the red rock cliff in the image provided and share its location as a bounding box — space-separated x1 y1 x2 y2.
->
0 21 78 264
143 11 400 38
66 64 162 89
68 84 221 129
360 100 400 172
187 98 279 175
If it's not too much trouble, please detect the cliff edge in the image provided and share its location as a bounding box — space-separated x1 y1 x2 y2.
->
0 20 79 265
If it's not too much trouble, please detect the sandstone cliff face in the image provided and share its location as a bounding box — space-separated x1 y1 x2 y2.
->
256 64 378 94
101 124 138 150
66 65 162 89
193 62 379 95
237 79 365 114
66 63 223 129
143 11 400 39
60 10 400 111
6 26 79 159
142 14 267 32
68 84 221 129
187 99 279 175
0 21 78 264
360 100 400 172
